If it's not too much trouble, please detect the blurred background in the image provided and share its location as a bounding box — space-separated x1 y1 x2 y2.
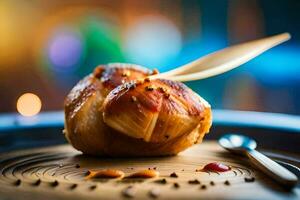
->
1 0 300 117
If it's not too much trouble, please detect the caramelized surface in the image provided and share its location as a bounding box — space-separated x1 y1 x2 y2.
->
65 63 151 120
64 63 151 155
64 63 212 156
93 63 152 95
103 78 210 143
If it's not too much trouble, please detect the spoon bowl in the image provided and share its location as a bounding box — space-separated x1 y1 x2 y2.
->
219 134 257 155
219 133 298 188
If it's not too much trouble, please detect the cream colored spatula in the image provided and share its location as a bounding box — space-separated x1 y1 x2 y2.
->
152 33 290 82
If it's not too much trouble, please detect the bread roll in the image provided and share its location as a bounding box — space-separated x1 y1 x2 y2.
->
64 63 212 156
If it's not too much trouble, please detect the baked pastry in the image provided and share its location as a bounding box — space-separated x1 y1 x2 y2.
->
64 63 212 156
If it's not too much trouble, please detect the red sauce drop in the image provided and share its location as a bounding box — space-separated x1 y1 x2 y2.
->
203 162 231 172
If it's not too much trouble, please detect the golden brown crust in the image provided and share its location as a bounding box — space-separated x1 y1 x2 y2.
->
64 63 151 139
104 79 206 115
64 63 212 157
64 75 99 119
64 63 152 155
93 63 152 95
103 78 209 143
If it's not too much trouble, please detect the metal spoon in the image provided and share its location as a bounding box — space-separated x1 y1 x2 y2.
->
219 134 298 188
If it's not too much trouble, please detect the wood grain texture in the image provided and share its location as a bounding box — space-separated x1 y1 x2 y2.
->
0 141 299 200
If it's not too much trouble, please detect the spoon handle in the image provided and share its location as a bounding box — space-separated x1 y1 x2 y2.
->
246 149 298 187
152 33 290 81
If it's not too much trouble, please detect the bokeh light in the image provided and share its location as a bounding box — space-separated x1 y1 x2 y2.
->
47 28 84 72
78 17 124 74
16 93 42 117
34 7 124 83
1 1 300 115
124 15 182 69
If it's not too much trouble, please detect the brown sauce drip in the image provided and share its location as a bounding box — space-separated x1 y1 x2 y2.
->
155 178 167 184
188 179 200 184
85 169 125 179
170 172 178 178
127 169 159 178
173 182 180 188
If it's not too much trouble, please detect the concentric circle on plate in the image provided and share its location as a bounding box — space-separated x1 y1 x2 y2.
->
0 142 296 200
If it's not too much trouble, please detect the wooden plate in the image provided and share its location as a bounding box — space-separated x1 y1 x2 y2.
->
0 141 299 200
